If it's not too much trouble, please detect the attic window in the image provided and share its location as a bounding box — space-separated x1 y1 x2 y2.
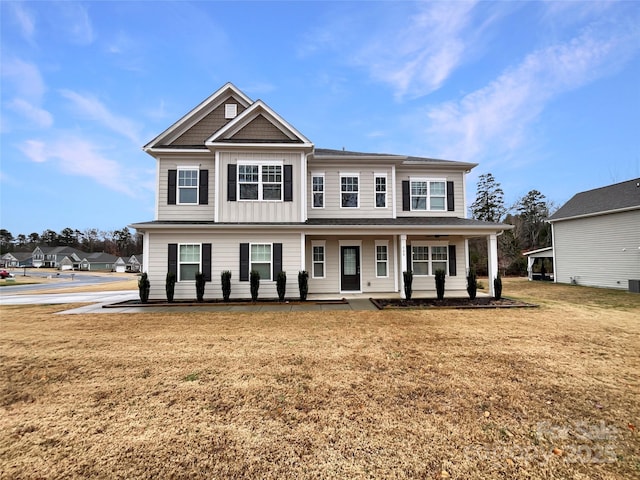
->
225 103 238 119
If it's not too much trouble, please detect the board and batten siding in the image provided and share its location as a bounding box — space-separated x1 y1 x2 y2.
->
553 209 640 289
146 231 302 300
396 169 465 218
306 165 394 219
157 156 215 221
219 151 303 223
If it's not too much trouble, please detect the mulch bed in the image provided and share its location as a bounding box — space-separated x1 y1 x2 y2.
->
104 298 348 308
371 296 537 309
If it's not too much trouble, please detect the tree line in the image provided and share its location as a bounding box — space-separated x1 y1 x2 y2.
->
0 227 142 258
469 173 555 275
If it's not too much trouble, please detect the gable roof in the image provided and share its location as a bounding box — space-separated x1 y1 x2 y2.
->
313 148 477 170
549 178 640 222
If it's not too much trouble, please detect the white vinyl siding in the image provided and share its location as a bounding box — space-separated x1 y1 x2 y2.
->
396 169 465 218
553 209 640 289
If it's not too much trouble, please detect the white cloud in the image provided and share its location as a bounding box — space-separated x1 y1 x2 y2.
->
8 2 36 41
60 90 142 145
422 19 640 164
19 136 135 196
0 58 46 102
56 2 94 45
7 99 53 128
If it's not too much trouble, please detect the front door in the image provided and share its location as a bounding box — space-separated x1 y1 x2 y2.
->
341 246 360 291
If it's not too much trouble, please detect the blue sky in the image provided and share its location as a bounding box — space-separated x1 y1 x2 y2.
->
1 1 639 237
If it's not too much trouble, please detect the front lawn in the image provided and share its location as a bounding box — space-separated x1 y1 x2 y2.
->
1 279 638 479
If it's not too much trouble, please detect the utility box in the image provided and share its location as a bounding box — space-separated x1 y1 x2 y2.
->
629 279 640 293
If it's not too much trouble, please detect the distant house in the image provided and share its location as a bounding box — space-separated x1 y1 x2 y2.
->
31 246 84 268
548 178 640 290
1 252 33 268
79 252 120 271
114 257 127 273
126 254 142 272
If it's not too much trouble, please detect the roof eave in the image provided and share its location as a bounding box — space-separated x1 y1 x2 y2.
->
549 205 640 223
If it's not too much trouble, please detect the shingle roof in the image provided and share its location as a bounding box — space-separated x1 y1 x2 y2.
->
549 178 640 221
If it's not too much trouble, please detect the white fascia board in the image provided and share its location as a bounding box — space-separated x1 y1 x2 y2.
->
548 205 640 223
205 100 312 145
143 83 253 149
143 147 211 156
206 142 314 151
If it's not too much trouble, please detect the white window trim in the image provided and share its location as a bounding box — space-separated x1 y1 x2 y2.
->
411 241 448 276
375 240 389 278
177 166 199 205
237 160 284 202
178 243 202 282
249 242 273 281
409 177 447 212
311 172 325 209
374 173 387 209
340 173 360 209
311 240 326 279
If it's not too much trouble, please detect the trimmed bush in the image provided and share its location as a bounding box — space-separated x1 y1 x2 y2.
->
195 272 206 302
494 273 503 300
250 270 260 302
435 269 446 300
221 270 232 301
276 271 286 302
165 272 176 303
466 268 477 300
138 272 150 304
403 271 413 300
298 270 309 301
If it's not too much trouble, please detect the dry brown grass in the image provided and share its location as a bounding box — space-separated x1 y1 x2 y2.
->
1 280 639 479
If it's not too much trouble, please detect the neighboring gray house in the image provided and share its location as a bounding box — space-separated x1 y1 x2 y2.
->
126 254 142 272
79 252 120 271
131 83 510 301
31 246 84 268
1 252 33 267
549 178 640 290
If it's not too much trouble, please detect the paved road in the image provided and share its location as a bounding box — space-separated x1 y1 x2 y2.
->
0 290 138 306
0 271 133 294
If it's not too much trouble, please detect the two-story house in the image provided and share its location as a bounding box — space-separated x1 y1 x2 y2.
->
131 83 507 300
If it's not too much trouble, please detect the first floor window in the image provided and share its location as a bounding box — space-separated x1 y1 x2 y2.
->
312 243 325 278
341 175 359 207
376 242 388 277
178 168 198 204
179 244 200 281
250 244 272 280
411 244 448 276
312 174 324 208
375 175 387 208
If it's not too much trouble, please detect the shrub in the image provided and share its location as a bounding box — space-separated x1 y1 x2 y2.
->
221 270 232 301
298 270 309 301
195 272 206 302
250 270 260 302
435 269 446 300
276 271 287 302
165 272 176 303
467 268 477 300
494 273 503 300
403 271 413 300
138 272 150 304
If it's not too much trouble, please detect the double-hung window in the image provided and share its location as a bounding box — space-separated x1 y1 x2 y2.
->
178 168 198 204
238 162 282 201
312 241 325 278
312 174 324 208
250 243 272 280
375 241 388 277
411 243 448 276
410 178 446 211
341 174 359 208
179 244 201 281
375 175 387 208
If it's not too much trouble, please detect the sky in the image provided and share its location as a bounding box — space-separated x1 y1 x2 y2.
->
1 1 639 238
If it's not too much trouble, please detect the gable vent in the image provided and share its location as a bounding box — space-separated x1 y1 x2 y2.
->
225 103 238 119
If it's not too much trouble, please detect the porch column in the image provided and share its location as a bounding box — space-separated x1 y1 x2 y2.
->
527 256 534 281
487 233 498 297
399 234 407 299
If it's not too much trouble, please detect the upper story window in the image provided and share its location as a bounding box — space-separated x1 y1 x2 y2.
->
238 162 282 201
312 173 324 208
375 174 387 208
341 174 359 208
178 168 199 204
410 178 446 211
